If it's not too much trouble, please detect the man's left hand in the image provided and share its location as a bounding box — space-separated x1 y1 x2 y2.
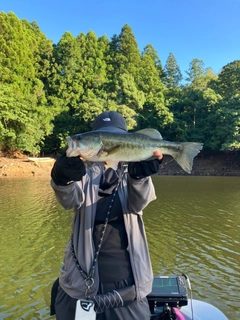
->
128 150 163 179
153 150 163 161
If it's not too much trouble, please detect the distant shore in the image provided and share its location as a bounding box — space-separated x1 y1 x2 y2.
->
0 156 54 178
0 152 240 178
160 152 240 176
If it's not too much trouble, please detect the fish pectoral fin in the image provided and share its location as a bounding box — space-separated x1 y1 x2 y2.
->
106 160 119 170
104 145 121 155
135 128 162 140
103 145 121 169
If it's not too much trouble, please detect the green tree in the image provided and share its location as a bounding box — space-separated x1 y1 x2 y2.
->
142 44 164 79
107 25 141 95
214 60 240 99
0 12 52 102
163 59 220 145
0 12 53 154
204 95 240 150
44 30 111 151
116 24 141 77
164 52 182 89
0 84 53 154
185 59 217 90
136 46 173 131
101 24 146 122
186 59 205 87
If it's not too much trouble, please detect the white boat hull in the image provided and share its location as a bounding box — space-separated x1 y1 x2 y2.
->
179 299 228 320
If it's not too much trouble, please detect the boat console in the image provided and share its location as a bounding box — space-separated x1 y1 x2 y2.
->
148 275 188 308
147 275 228 320
148 275 188 319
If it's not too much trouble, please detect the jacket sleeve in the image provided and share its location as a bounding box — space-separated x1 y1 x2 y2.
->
127 174 156 213
50 179 84 210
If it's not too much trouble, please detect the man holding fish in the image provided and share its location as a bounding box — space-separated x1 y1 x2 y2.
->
50 111 202 320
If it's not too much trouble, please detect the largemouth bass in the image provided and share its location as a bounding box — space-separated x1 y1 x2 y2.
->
66 128 203 173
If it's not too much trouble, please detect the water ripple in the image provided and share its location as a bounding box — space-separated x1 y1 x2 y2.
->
146 176 240 319
0 179 71 320
0 176 240 319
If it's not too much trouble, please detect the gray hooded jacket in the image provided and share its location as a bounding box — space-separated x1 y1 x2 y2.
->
51 162 157 301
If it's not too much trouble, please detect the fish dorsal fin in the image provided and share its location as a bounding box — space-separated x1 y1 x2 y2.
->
135 128 162 140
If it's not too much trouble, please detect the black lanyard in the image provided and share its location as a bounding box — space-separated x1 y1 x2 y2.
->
70 167 124 299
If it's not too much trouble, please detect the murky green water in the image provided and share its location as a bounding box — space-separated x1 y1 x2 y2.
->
0 176 239 319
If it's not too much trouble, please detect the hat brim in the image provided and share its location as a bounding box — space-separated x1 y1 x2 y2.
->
93 126 128 133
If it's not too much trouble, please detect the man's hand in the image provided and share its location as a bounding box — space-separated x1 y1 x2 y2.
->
153 150 163 161
128 150 163 180
51 152 86 186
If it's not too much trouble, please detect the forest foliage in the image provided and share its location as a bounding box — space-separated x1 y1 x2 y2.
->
0 12 239 155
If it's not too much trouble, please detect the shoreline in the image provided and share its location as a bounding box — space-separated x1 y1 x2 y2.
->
0 156 54 178
159 152 240 176
0 152 240 178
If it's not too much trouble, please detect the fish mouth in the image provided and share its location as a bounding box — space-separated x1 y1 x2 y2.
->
67 138 76 149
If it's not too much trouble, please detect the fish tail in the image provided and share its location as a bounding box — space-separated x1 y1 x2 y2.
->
174 142 203 173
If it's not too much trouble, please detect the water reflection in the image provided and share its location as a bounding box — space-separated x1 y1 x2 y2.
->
147 176 240 317
0 176 239 319
0 178 71 320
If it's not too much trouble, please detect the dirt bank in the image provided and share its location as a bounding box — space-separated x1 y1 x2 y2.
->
0 152 240 179
160 151 240 176
0 156 54 178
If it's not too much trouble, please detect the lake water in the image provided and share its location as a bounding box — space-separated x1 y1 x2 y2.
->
0 176 239 319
